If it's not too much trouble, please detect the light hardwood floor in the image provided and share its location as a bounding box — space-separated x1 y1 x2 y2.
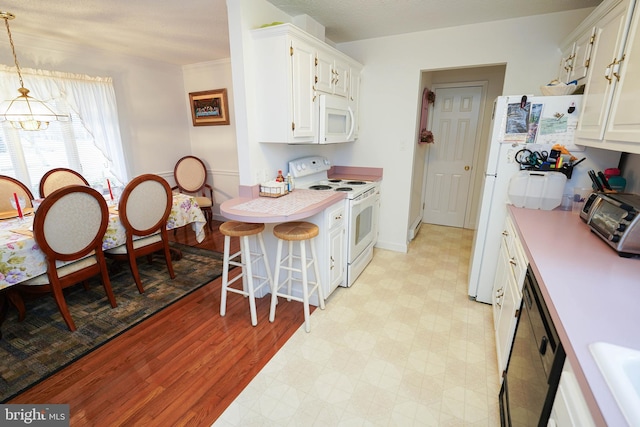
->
10 220 309 426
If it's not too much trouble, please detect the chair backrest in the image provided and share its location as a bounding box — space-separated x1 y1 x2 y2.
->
0 175 34 211
33 185 108 262
39 168 89 198
173 156 208 193
119 174 172 236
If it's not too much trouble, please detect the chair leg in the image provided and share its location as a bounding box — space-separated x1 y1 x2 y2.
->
205 208 213 231
50 279 77 332
310 237 325 310
242 235 258 326
6 289 26 322
163 240 176 280
128 251 145 294
220 235 231 317
269 238 284 323
300 240 311 333
98 253 117 308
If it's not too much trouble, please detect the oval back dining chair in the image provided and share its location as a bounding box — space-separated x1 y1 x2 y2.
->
0 175 34 213
17 185 117 332
173 156 213 229
39 168 89 198
105 174 175 294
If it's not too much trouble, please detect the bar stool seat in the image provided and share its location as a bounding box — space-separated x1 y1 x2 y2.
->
269 221 325 332
219 221 272 326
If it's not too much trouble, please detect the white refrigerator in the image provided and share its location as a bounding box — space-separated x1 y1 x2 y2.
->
467 94 620 303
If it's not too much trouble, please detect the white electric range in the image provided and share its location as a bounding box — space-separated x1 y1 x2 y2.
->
289 156 380 287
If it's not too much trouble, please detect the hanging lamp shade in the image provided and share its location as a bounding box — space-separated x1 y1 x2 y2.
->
0 11 69 131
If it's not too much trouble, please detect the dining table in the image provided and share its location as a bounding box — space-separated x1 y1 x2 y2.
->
0 192 206 290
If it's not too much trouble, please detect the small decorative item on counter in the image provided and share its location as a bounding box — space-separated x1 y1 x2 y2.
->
259 180 288 198
276 170 285 182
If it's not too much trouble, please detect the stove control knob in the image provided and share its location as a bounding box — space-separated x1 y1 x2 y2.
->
617 223 627 232
300 164 306 170
611 234 621 243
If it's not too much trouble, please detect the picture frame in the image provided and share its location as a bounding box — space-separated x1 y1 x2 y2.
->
189 89 230 126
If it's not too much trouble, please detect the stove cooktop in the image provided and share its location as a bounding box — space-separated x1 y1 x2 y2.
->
302 178 377 199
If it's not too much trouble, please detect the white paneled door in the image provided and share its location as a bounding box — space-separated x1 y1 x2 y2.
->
423 86 482 227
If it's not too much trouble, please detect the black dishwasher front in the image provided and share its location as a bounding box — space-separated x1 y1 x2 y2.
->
499 265 565 427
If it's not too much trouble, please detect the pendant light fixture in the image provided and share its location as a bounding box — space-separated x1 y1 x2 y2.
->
0 11 69 131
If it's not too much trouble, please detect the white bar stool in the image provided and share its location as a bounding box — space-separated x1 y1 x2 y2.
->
269 221 325 332
219 221 272 326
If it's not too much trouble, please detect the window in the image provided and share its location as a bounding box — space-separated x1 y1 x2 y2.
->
0 66 127 197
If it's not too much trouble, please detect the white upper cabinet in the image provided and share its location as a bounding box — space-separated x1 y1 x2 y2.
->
576 0 634 141
604 2 640 145
558 27 595 83
252 24 362 144
316 49 350 98
569 0 640 154
253 25 317 144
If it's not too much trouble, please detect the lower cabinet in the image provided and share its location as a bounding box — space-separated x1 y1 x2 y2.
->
492 214 528 381
549 359 596 427
326 202 346 293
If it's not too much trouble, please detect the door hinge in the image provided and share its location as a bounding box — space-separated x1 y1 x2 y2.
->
292 122 295 131
585 58 590 68
514 309 519 318
590 34 596 44
315 56 318 66
290 46 293 56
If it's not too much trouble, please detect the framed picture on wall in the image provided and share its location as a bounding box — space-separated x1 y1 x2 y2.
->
189 89 230 126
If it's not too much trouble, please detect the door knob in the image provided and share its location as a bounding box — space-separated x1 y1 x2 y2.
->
464 166 470 171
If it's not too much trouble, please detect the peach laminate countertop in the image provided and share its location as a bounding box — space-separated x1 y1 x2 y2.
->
509 206 640 427
220 189 346 223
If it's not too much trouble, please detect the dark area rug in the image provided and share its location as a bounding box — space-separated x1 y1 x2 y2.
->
0 242 224 402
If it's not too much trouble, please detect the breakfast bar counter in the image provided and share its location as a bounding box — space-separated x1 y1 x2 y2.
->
220 189 345 223
509 206 640 427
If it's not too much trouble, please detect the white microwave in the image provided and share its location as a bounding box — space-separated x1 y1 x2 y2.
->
318 94 356 144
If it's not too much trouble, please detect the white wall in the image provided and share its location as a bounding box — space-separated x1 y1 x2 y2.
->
0 33 191 179
332 9 593 253
183 59 239 218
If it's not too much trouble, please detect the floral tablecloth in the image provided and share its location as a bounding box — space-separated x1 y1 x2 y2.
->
0 193 206 289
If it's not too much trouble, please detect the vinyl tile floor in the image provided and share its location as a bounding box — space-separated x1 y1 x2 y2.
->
214 224 501 426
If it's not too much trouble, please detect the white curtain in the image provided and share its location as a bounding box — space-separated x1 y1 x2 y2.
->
0 65 128 183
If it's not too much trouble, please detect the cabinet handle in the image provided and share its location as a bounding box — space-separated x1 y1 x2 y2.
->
502 230 508 236
330 256 335 270
496 288 504 298
605 60 616 84
509 258 517 266
613 54 626 82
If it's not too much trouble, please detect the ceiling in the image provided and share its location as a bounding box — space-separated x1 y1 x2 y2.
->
0 0 602 66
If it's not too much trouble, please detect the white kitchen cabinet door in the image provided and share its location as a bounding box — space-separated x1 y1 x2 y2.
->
253 25 318 144
549 360 596 427
557 41 576 83
572 27 596 82
291 38 318 140
494 242 520 378
576 0 633 141
316 49 350 98
326 202 346 293
604 2 640 145
328 224 346 291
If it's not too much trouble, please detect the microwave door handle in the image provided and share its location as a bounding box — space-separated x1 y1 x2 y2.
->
347 106 355 140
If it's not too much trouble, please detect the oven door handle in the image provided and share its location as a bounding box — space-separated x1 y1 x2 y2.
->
351 195 375 208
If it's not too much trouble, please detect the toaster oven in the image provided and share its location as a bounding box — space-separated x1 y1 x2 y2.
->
585 193 640 257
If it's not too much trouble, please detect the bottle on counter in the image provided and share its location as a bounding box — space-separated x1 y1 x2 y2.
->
286 172 294 192
276 170 285 182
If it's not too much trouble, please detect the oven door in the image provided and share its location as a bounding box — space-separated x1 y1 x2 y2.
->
348 191 376 263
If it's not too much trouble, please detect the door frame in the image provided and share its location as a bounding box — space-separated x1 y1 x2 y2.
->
421 81 488 229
